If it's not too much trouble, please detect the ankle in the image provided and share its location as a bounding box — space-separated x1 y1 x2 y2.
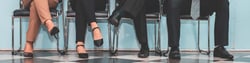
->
77 41 84 45
24 41 33 53
44 20 55 32
90 22 98 28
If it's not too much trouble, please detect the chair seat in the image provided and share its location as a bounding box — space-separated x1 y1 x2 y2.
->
180 15 209 20
13 9 58 16
66 10 108 18
146 13 159 19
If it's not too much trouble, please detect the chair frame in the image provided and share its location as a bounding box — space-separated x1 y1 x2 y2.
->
180 15 211 55
11 0 66 55
108 0 163 56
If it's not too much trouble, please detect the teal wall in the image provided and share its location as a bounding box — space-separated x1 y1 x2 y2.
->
0 0 250 51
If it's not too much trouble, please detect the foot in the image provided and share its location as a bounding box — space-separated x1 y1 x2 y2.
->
76 42 88 58
138 47 149 58
24 41 33 57
44 20 59 36
214 46 234 59
169 47 181 59
90 22 103 47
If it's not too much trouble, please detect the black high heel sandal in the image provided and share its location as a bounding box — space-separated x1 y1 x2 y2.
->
92 27 103 47
24 41 34 57
23 52 33 57
76 45 89 58
50 27 59 38
44 20 59 38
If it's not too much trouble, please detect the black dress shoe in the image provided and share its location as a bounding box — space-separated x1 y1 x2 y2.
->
138 48 149 58
214 46 234 59
23 52 33 57
169 48 181 59
108 10 123 27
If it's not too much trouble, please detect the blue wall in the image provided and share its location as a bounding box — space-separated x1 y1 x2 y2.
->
0 0 250 51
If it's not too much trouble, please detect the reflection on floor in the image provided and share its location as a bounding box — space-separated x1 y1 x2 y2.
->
1 51 250 63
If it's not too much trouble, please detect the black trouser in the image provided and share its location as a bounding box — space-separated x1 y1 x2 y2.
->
114 0 149 48
70 0 96 43
166 0 229 47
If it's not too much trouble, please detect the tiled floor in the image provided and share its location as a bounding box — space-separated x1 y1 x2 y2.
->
1 51 250 63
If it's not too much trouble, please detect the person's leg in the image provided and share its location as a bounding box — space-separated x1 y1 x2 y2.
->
166 0 183 59
120 0 144 18
132 10 149 58
81 0 103 47
214 0 229 46
24 1 41 57
108 0 144 26
166 0 182 48
32 0 59 35
213 0 233 59
72 0 88 58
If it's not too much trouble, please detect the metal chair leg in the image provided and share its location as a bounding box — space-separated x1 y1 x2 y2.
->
109 25 119 56
197 19 210 55
64 18 70 54
11 17 16 55
154 20 162 56
207 17 210 55
55 18 66 55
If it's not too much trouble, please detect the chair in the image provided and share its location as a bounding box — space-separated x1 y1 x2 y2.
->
162 0 211 55
63 0 110 53
11 0 66 55
109 0 163 56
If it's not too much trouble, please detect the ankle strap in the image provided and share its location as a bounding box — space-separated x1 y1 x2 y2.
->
92 27 100 32
26 41 33 43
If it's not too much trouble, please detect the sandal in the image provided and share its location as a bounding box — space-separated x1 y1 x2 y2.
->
76 44 88 58
92 27 103 47
24 41 34 57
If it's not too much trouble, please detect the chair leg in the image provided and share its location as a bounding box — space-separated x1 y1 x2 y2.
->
65 18 70 54
55 18 66 55
198 20 201 53
154 20 162 56
109 22 117 56
157 20 162 55
115 27 119 55
62 18 70 55
108 21 112 54
197 19 210 55
110 26 119 56
18 18 22 54
11 17 16 55
207 17 210 55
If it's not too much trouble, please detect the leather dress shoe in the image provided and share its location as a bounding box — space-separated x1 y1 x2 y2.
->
214 46 234 59
169 48 181 59
138 47 149 58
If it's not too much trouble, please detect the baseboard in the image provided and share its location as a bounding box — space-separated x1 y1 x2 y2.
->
2 49 250 52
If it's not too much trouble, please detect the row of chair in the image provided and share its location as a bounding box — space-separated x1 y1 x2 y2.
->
11 0 210 56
